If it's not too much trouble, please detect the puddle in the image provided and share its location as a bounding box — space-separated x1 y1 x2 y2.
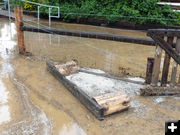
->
59 123 86 135
0 80 8 104
0 80 11 124
0 105 11 124
0 18 180 135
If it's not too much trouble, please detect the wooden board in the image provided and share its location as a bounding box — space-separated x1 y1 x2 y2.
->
93 92 130 116
151 45 162 85
47 61 131 119
171 37 180 85
161 37 174 85
55 61 78 76
46 61 104 120
140 86 180 96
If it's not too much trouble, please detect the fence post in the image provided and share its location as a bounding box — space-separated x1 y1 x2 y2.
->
14 6 26 54
171 37 180 85
145 57 154 84
151 45 162 86
161 37 174 86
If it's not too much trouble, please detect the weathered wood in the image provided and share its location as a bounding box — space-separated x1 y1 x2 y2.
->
46 61 105 120
55 61 78 76
21 26 156 46
145 57 154 84
161 37 174 85
151 44 163 86
93 92 130 116
14 6 26 54
148 29 180 37
149 34 180 64
140 86 180 96
171 37 180 85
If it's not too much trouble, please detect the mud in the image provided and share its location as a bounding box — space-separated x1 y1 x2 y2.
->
0 18 180 135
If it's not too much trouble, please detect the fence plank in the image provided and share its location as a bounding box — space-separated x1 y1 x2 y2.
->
145 57 154 84
151 45 162 86
171 37 180 85
161 37 174 85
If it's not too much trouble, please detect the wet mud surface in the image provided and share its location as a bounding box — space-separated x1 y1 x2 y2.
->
0 18 180 135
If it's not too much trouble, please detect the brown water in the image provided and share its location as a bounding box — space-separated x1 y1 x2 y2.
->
0 18 180 135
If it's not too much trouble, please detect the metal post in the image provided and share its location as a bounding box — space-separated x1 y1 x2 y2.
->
7 0 10 20
4 0 6 9
37 6 40 26
49 7 51 27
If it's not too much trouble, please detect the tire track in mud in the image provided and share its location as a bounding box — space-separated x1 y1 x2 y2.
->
1 76 52 135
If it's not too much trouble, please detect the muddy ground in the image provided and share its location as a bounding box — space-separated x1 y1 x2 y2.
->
0 18 180 135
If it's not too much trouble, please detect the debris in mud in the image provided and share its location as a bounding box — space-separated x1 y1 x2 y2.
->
47 61 147 119
140 85 180 96
93 92 130 116
55 61 78 76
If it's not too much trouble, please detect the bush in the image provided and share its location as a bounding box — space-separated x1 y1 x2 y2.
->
10 0 180 26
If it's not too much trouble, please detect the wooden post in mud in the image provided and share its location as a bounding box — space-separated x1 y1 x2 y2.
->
14 6 26 54
145 57 154 84
161 37 174 86
151 45 162 86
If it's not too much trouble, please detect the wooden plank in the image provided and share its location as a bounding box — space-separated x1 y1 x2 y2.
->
55 61 78 76
148 29 180 37
161 37 174 85
21 26 155 46
171 37 180 85
140 86 180 96
151 43 163 86
145 57 154 84
46 61 105 120
93 93 130 116
14 6 26 54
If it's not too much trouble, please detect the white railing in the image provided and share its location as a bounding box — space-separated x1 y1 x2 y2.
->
158 2 180 12
5 0 60 26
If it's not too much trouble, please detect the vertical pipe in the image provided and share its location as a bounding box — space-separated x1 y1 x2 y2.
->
49 7 52 45
37 6 40 27
8 0 10 20
49 7 51 27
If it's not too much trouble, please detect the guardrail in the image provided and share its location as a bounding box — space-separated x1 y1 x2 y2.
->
158 2 180 12
4 0 60 26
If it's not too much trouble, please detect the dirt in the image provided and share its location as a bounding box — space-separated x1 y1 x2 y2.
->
0 18 180 135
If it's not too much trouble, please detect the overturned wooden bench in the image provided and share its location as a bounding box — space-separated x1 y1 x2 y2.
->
46 60 130 120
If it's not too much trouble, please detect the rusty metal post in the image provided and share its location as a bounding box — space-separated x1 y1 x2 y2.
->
14 6 26 54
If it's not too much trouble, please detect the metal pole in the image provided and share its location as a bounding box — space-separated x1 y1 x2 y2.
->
38 6 40 24
8 0 10 20
49 7 51 27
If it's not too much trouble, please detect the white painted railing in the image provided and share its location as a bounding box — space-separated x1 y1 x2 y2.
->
5 0 60 26
158 2 180 12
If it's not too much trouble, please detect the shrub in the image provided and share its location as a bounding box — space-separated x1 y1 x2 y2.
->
10 0 180 26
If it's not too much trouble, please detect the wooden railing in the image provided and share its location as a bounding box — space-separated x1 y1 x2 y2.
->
146 29 180 86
